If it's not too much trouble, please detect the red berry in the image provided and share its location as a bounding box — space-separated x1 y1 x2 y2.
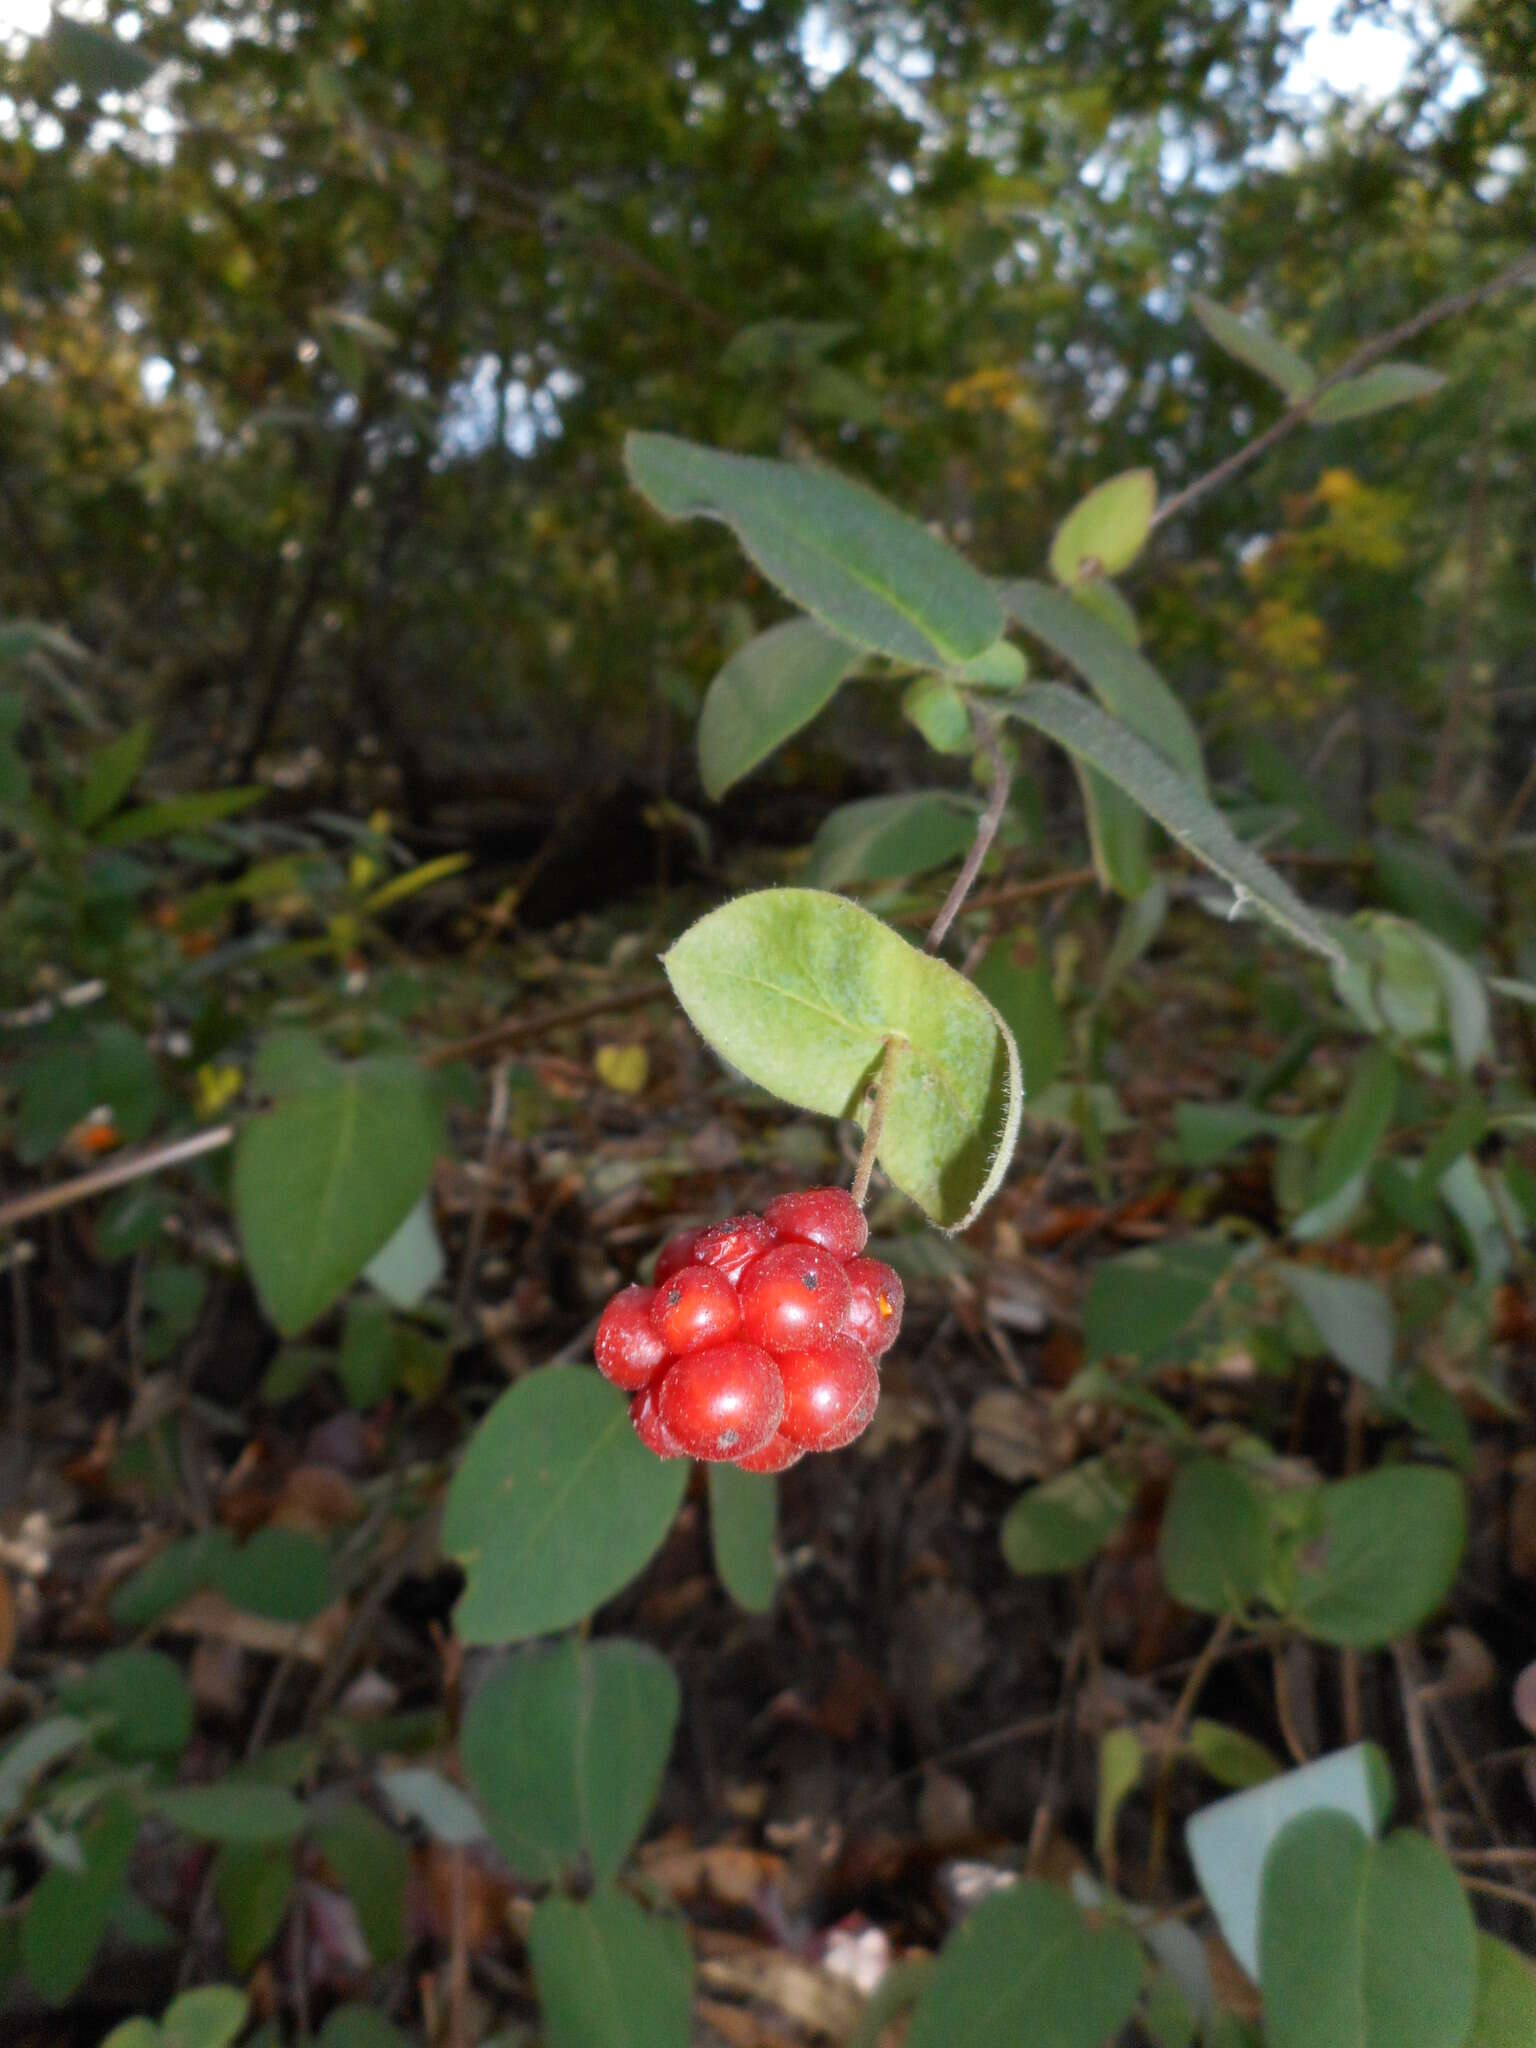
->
763 1186 868 1261
594 1286 670 1391
735 1430 805 1474
658 1342 783 1462
776 1334 879 1450
844 1258 904 1358
738 1242 852 1355
691 1213 778 1285
654 1228 702 1283
650 1263 742 1354
631 1376 686 1459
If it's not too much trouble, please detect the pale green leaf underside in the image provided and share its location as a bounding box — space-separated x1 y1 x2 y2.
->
1310 363 1446 425
625 431 1002 666
1005 684 1342 962
698 616 861 799
806 790 982 888
1191 294 1318 400
663 888 1022 1230
1049 467 1156 585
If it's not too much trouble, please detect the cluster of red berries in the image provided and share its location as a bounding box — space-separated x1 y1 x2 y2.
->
593 1187 904 1470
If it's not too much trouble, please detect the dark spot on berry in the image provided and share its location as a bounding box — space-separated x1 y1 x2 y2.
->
800 1270 818 1292
720 1429 739 1449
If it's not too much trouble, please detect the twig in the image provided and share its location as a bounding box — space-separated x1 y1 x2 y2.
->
895 865 1097 928
451 1059 513 1340
0 1124 236 1234
1393 1640 1450 1851
421 979 667 1069
850 1040 902 1209
1152 249 1536 532
1147 1614 1235 1893
448 1848 470 2048
925 707 1012 952
1459 1875 1536 1919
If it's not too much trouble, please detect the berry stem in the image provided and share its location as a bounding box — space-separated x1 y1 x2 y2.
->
851 1037 902 1209
925 703 1011 953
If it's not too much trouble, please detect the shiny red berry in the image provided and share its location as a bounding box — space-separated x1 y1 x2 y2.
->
650 1264 742 1354
654 1228 702 1283
691 1213 778 1285
776 1334 879 1450
763 1186 868 1261
738 1242 853 1355
594 1286 670 1391
657 1342 783 1462
844 1258 904 1359
631 1375 686 1458
734 1430 805 1474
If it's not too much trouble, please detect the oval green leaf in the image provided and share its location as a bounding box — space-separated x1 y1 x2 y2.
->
805 791 982 889
1000 1458 1134 1576
58 1648 193 1762
22 1793 137 2005
1259 1813 1476 2048
234 1052 444 1335
461 1637 679 1885
1159 1458 1270 1617
1049 469 1156 585
443 1366 689 1644
1191 295 1317 400
1277 1265 1394 1390
904 1879 1143 2048
1004 684 1342 962
698 616 861 799
528 1887 695 2048
707 1464 777 1613
1310 363 1446 425
1287 1467 1466 1648
662 888 1022 1231
155 1784 308 1846
625 431 1002 667
1467 1935 1536 2048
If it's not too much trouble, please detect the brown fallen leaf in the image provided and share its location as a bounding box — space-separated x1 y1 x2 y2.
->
269 1464 364 1536
637 1839 786 1910
695 1931 863 2040
159 1587 349 1664
967 1388 1049 1483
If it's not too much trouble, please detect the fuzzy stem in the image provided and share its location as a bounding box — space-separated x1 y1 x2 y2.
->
926 705 1011 953
851 1038 902 1208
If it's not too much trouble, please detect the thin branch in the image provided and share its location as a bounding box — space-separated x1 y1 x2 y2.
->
1152 248 1536 532
1147 1613 1235 1892
926 706 1012 952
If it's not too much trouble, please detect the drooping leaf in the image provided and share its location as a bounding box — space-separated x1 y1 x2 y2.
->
904 1879 1143 2048
58 1649 193 1762
1190 295 1318 400
1187 1743 1394 1978
155 1784 308 1845
1310 363 1447 425
698 617 861 799
662 889 1022 1231
625 432 1002 667
1077 761 1156 899
72 721 154 829
22 1794 138 2004
233 1050 444 1334
1258 1813 1475 2048
444 1366 688 1644
805 791 982 889
461 1636 679 1885
1159 1458 1270 1617
215 1844 293 1972
93 786 264 847
527 1888 695 2048
707 1465 777 1614
1277 1265 1395 1390
1294 1043 1398 1238
1001 580 1205 785
1287 1467 1466 1648
313 1800 407 1963
1049 469 1157 585
1000 1459 1135 1575
1003 685 1340 962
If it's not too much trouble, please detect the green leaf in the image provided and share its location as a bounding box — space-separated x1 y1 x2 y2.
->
314 1800 407 1963
1191 295 1317 398
1467 1935 1536 2048
1084 1238 1235 1362
233 1051 444 1334
0 1715 89 1825
22 1793 137 2004
805 791 981 888
528 1888 695 2048
973 936 1065 1096
1277 1266 1395 1390
1310 363 1447 425
904 1879 1143 2048
1000 1458 1134 1575
73 721 154 829
337 1297 396 1407
707 1464 777 1613
624 432 1002 667
1049 469 1157 585
1259 1813 1475 2048
1096 1726 1145 1864
444 1366 688 1644
698 617 861 799
1175 1101 1299 1169
1297 1044 1398 1236
1187 1743 1394 1978
379 1768 487 1847
215 1844 293 1971
1188 1720 1280 1791
902 676 973 754
363 1197 444 1309
109 1531 230 1629
213 1528 332 1624
1073 578 1140 645
1078 762 1156 899
318 2009 416 2048
160 1986 250 2048
44 17 157 95
58 1649 192 1762
1287 1467 1466 1647
155 1784 308 1845
93 786 264 846
662 889 1022 1232
954 639 1027 688
1004 685 1340 962
102 2025 160 2048
461 1637 678 1884
1159 1458 1270 1616
1001 581 1205 786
